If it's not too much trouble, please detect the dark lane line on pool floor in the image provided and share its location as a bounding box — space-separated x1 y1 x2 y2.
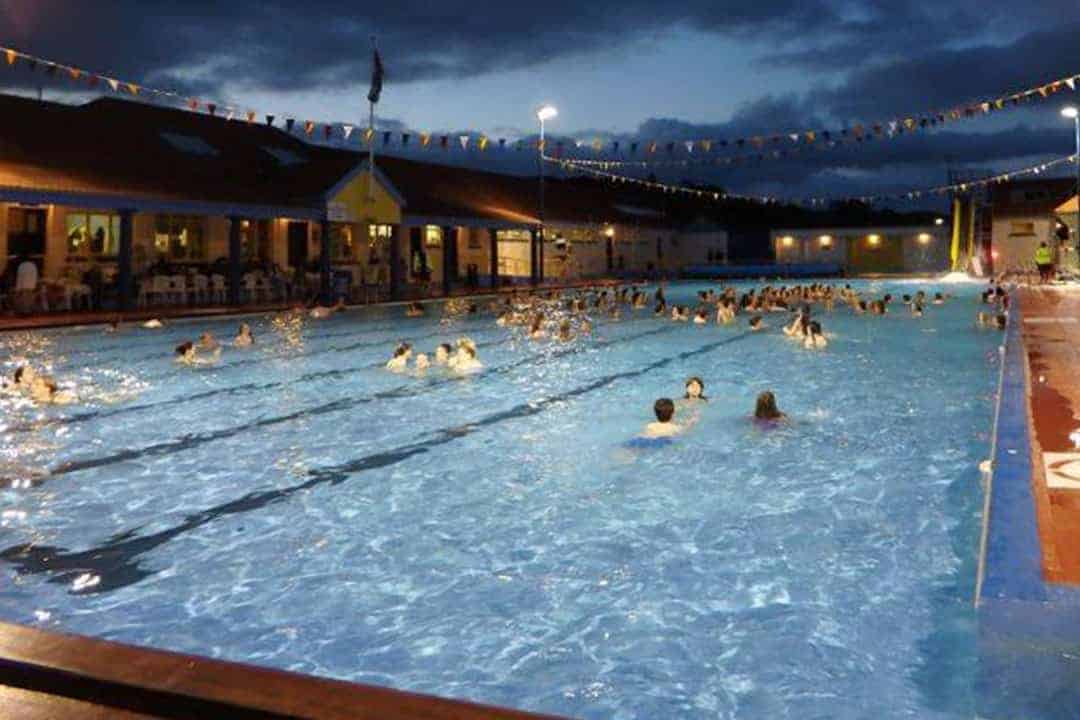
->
0 331 752 594
41 324 680 478
5 325 517 434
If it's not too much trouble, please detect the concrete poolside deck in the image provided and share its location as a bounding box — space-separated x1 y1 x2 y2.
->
977 284 1080 720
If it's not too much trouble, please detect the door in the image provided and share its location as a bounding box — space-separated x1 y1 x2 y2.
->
606 238 614 271
287 222 308 269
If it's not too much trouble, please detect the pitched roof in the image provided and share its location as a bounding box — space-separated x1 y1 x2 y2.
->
0 94 357 211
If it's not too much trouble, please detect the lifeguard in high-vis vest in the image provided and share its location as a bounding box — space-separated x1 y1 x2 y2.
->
1035 241 1055 284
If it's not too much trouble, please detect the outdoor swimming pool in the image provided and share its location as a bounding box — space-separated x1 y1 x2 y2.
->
0 281 999 719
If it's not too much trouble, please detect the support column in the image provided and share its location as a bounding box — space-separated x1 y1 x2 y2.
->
441 225 456 297
117 209 134 311
538 230 545 285
228 216 242 306
320 217 332 304
529 228 539 286
488 228 499 289
389 224 402 301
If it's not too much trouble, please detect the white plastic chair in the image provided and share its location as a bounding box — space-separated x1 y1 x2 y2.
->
192 274 209 305
151 275 171 306
170 275 188 305
210 274 227 304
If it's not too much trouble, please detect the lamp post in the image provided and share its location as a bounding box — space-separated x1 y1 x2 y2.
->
1063 106 1080 258
536 105 557 286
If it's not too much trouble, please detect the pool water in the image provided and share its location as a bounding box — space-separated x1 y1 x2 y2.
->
0 281 999 719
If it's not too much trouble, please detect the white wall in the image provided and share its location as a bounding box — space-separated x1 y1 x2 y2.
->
991 215 1056 274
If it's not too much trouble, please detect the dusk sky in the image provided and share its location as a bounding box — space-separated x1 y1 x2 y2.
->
2 0 1079 202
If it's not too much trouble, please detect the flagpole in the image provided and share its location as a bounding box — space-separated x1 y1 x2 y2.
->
367 37 377 204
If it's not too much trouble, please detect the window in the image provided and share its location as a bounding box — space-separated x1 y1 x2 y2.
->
368 224 392 244
496 229 531 242
1009 221 1036 237
7 207 46 256
154 215 206 261
239 219 271 262
424 225 442 248
66 212 120 257
159 132 219 157
329 225 355 261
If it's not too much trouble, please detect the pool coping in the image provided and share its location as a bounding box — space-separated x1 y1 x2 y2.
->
975 293 1080 719
0 621 567 719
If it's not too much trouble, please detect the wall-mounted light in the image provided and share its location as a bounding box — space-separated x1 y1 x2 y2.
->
917 233 932 244
780 235 795 247
604 225 616 238
818 235 832 247
867 234 881 246
935 218 945 226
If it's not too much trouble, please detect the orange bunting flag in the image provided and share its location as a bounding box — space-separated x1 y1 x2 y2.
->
805 131 816 143
304 120 315 135
68 67 81 80
188 98 199 111
246 111 256 123
126 83 139 95
4 49 15 66
1038 86 1050 97
420 132 431 147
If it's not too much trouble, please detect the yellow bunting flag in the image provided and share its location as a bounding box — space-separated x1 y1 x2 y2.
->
126 83 139 95
364 128 375 144
702 140 713 152
478 136 489 151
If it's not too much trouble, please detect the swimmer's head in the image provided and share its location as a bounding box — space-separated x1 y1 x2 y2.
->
457 338 477 355
749 315 763 329
175 341 194 356
902 294 911 302
809 321 822 336
436 343 452 361
653 397 676 423
415 353 430 368
685 377 704 399
392 342 412 358
995 314 1007 330
754 391 782 420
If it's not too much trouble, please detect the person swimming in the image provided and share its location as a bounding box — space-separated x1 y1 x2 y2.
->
693 308 709 325
143 318 164 329
529 315 546 339
414 352 430 371
754 391 786 421
386 342 413 371
310 296 346 319
684 377 707 402
932 292 945 305
654 301 667 317
644 398 682 438
234 323 254 347
749 315 765 331
911 302 924 318
29 375 75 405
13 365 37 390
803 321 827 349
406 302 426 317
198 332 220 352
994 313 1007 330
558 319 573 342
449 338 482 372
435 343 453 365
175 340 220 366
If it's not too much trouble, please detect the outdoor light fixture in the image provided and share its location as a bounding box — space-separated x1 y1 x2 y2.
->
818 235 832 247
604 226 616 238
917 233 932 244
1063 106 1079 119
867 234 881 246
537 105 558 122
780 235 794 247
1064 107 1080 224
935 218 945 226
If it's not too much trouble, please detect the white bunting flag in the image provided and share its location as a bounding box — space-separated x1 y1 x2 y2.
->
106 77 119 92
685 141 694 153
789 133 799 143
1068 77 1077 91
459 135 470 150
343 125 354 140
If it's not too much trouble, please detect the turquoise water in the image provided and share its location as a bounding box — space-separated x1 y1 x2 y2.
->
0 281 999 719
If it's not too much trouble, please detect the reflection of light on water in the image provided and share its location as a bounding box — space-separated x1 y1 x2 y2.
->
71 573 100 592
33 610 51 622
270 311 307 351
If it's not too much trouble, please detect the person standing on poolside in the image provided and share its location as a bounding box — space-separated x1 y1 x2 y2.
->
1035 241 1055 284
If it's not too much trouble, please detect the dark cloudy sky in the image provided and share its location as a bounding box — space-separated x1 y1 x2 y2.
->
2 0 1079 204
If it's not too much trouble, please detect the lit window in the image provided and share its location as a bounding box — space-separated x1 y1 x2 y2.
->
154 215 206 260
159 132 218 157
66 212 120 257
425 225 443 248
867 234 881 246
818 235 832 247
780 235 794 247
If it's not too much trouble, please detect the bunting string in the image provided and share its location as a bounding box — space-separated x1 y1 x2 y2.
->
546 153 1080 207
1 43 1078 162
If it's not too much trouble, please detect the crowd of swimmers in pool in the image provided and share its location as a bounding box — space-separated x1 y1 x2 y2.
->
4 278 1011 408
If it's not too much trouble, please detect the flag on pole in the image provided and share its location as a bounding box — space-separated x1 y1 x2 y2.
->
367 47 384 104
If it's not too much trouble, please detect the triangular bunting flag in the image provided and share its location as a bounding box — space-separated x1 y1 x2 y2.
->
208 103 218 116
685 141 695 153
126 83 139 95
265 115 275 126
440 135 449 149
106 77 119 92
402 133 410 146
188 98 199 111
68 67 81 80
702 140 713 152
459 135 470 150
788 133 799 143
479 136 489 151
285 118 295 132
4 49 16 66
364 128 375 143
499 138 506 149
226 109 235 121
246 111 256 123
383 131 392 145
420 132 431 147
805 131 816 143
304 120 315 136
87 75 99 88
1068 77 1077 91
342 124 354 140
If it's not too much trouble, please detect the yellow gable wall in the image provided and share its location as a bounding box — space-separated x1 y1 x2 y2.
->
329 171 402 225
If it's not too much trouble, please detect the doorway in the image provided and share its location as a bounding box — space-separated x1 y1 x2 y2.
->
287 222 308 269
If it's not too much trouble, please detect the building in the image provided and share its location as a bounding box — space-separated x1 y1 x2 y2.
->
770 224 949 274
988 178 1076 273
0 93 713 312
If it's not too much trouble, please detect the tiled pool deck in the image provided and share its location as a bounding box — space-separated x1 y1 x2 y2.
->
977 286 1080 720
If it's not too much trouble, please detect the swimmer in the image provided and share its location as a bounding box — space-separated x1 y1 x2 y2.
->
803 321 827 349
405 302 426 317
13 365 37 390
644 398 682 438
976 311 990 328
386 342 412 372
449 343 482 372
693 308 709 325
143 318 164 329
234 323 254 347
869 300 885 316
754 391 786 421
716 302 735 325
198 332 220 352
654 301 667 317
414 352 430 371
558 319 574 342
29 375 75 405
911 302 924 318
932 292 945 305
994 313 1007 330
528 316 546 340
310 296 346 319
684 377 707 402
749 315 765 331
175 340 221 366
434 343 453 365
